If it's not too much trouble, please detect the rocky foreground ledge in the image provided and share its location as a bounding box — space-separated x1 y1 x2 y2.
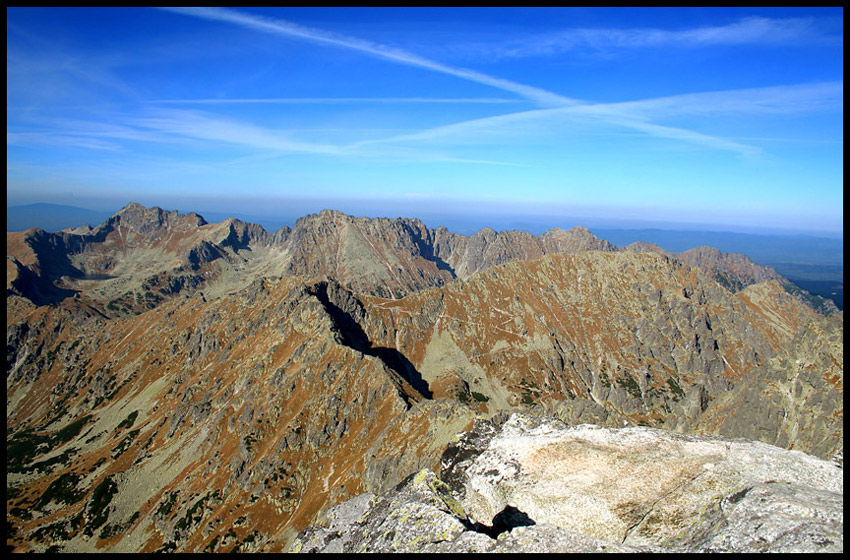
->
290 414 843 553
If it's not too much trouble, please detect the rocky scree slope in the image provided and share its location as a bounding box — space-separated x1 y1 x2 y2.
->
355 251 841 457
6 203 843 552
7 275 475 552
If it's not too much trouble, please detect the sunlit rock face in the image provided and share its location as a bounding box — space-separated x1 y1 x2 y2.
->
292 414 843 553
456 414 842 552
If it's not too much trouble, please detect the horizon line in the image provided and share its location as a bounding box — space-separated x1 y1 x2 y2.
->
7 200 844 239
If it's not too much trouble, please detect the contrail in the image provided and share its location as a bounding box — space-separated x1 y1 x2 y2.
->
158 7 763 157
159 7 580 108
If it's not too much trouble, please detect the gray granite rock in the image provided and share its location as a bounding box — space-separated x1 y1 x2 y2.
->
460 414 842 552
291 413 843 553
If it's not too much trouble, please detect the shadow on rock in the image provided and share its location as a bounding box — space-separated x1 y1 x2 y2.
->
467 505 536 539
309 280 432 399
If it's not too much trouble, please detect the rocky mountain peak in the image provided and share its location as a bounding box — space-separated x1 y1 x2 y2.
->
623 240 672 256
105 202 208 234
540 224 616 253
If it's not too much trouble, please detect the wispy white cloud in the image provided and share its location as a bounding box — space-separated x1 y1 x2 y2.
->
160 7 775 158
7 116 198 150
469 16 841 59
127 109 343 155
9 109 339 156
7 131 121 151
606 119 762 157
159 7 579 108
137 109 530 165
154 97 523 105
577 82 844 119
354 82 842 158
8 106 527 166
668 16 831 46
6 43 139 111
353 106 762 158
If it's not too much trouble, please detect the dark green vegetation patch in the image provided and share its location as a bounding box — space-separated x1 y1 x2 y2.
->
7 415 92 473
84 475 119 536
115 410 139 431
35 472 85 509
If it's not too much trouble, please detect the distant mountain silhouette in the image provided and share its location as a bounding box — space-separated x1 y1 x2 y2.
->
6 203 113 232
592 227 843 267
7 202 841 309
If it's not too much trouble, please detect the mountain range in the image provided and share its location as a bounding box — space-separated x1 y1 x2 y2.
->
6 203 843 552
8 202 842 310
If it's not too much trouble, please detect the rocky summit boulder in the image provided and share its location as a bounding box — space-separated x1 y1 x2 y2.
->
291 414 843 553
289 468 640 553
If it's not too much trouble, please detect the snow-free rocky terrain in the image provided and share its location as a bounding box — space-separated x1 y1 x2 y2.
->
6 204 842 552
291 414 843 553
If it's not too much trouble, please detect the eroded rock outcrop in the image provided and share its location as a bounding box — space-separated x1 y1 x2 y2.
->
292 414 843 553
690 310 844 459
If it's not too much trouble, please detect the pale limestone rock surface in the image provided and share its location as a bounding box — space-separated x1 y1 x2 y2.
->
291 414 842 553
289 468 646 553
461 414 842 550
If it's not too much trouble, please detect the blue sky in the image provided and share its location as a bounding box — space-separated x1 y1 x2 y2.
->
6 7 844 235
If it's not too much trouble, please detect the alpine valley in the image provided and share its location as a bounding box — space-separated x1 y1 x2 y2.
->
6 203 843 553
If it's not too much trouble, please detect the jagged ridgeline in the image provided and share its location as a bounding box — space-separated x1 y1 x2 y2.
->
6 203 843 552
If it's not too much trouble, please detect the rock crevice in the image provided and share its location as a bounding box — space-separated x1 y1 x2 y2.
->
307 280 432 400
